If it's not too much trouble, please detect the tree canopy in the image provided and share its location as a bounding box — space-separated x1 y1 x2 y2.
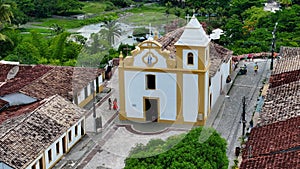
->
125 127 228 169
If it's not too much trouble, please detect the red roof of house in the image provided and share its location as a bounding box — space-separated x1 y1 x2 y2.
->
240 149 300 169
258 80 300 126
270 46 300 88
0 64 54 96
0 101 41 125
241 116 300 169
243 116 300 159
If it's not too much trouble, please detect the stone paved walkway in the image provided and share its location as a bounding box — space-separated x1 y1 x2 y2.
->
206 58 271 167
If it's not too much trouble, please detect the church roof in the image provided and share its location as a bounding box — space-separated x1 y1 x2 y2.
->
174 15 210 47
157 27 185 58
157 27 232 77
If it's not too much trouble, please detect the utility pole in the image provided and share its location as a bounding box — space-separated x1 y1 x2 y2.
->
270 22 278 70
242 96 246 136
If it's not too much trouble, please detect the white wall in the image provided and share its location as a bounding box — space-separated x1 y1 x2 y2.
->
44 134 66 169
205 47 209 66
133 49 167 68
26 154 43 169
0 162 13 169
87 83 91 96
98 74 103 84
204 71 209 117
182 49 198 69
183 74 198 122
93 80 97 92
124 71 177 120
77 89 85 104
67 118 85 150
210 60 231 108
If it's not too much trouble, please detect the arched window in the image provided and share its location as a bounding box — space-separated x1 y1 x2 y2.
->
187 52 194 65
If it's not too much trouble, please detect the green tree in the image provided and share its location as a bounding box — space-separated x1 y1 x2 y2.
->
49 32 70 60
0 2 13 40
279 0 292 8
99 21 122 46
223 14 244 43
0 29 21 59
87 32 110 54
10 41 40 64
50 23 65 35
125 127 228 169
111 0 133 8
56 0 84 15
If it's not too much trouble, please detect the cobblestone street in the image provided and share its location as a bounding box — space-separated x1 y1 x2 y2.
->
206 58 271 167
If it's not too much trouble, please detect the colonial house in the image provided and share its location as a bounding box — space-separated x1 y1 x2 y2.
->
0 95 86 169
0 63 105 168
0 64 105 108
118 15 232 125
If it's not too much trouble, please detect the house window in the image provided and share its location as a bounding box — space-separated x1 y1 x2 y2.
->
31 164 36 169
146 74 156 90
68 130 72 142
39 158 43 169
187 52 194 65
75 125 78 136
48 149 52 162
56 142 60 155
84 87 88 98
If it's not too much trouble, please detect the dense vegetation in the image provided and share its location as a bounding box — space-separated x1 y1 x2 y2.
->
1 0 299 66
159 0 300 54
125 127 229 169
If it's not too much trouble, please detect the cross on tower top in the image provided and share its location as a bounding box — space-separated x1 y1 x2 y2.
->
185 14 191 24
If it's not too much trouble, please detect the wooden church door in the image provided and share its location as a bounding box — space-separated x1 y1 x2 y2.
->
144 98 158 122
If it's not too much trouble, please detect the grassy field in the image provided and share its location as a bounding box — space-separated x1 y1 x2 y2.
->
81 1 107 14
126 4 166 14
121 4 185 27
121 12 183 27
33 13 117 29
19 27 52 34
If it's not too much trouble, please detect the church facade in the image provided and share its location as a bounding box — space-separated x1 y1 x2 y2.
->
118 16 232 125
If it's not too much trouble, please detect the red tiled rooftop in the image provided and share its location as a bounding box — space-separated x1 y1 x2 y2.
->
0 99 9 110
243 116 300 159
0 95 85 169
0 65 54 96
258 80 300 125
269 70 300 88
0 64 15 82
0 101 41 125
272 55 300 75
240 149 300 169
157 27 185 58
20 66 104 101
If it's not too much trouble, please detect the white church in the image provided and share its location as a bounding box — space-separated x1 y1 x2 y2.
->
118 15 232 125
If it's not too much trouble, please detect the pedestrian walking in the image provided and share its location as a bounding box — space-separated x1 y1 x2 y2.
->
254 62 258 75
108 98 112 110
113 98 118 110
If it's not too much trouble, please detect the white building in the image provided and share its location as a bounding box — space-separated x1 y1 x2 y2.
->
0 95 86 169
118 15 232 125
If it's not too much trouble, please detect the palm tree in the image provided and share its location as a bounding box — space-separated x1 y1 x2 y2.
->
99 21 122 46
279 0 292 8
0 2 13 40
